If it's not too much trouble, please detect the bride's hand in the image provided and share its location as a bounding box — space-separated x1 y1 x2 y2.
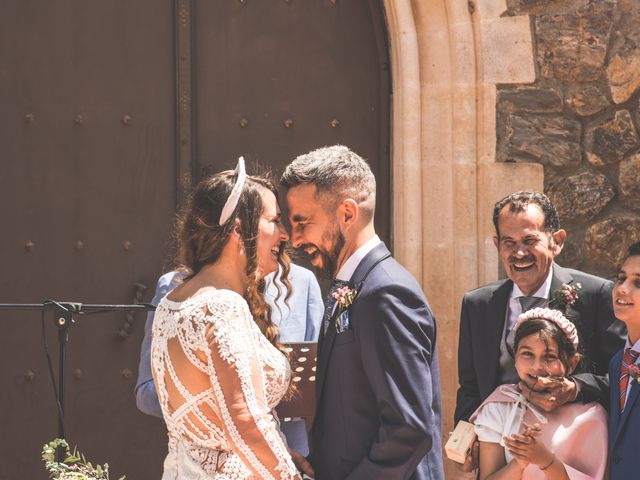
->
289 449 314 477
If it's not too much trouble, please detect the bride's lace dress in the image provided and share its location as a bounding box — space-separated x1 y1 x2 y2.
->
151 288 300 479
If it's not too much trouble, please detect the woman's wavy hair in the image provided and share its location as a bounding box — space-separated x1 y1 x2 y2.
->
175 169 293 369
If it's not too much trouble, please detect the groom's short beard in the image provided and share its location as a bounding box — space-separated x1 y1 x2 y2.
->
318 227 345 279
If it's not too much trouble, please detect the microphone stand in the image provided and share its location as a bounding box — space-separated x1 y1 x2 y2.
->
0 301 156 460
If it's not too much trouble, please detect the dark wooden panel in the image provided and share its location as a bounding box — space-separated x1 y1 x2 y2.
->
0 1 390 479
193 0 391 245
0 1 177 479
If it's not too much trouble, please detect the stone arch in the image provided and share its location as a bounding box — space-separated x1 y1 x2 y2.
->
382 0 543 475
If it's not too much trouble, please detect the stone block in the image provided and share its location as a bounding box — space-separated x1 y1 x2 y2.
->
607 54 640 105
585 216 640 268
549 172 615 222
556 239 584 268
498 86 563 113
507 0 587 16
619 152 640 211
504 114 581 167
586 109 640 166
536 1 616 81
606 1 640 103
475 0 507 19
566 83 611 117
480 15 535 84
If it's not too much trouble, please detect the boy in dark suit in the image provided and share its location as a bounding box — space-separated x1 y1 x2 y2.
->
609 241 640 479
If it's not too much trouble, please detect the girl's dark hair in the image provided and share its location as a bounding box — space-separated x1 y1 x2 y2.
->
514 318 579 371
175 170 293 368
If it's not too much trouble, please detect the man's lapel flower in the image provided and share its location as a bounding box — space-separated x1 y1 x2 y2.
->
333 285 357 310
629 364 640 384
549 282 582 311
333 285 357 333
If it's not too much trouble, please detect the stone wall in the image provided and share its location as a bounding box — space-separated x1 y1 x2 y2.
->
498 0 640 277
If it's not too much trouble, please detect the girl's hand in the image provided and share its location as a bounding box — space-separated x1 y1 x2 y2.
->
504 423 554 470
503 434 531 469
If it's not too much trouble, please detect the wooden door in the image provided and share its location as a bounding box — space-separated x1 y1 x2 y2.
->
193 0 391 245
0 2 177 478
0 1 389 479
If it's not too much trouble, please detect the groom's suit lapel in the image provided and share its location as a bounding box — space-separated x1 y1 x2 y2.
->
349 243 391 290
314 243 392 406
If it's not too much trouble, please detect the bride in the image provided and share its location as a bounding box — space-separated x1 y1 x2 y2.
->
151 159 308 479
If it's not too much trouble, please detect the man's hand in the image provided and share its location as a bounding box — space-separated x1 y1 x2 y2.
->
289 449 314 478
455 439 479 473
519 377 577 412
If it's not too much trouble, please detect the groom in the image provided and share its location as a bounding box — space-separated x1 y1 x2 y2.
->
282 145 444 480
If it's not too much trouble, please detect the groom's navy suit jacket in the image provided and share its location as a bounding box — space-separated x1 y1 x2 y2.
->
609 348 640 479
455 263 626 423
309 243 444 480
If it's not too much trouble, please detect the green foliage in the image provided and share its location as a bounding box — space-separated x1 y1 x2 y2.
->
42 439 126 480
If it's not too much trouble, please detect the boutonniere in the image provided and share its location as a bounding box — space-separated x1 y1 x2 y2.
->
549 282 582 311
629 364 640 384
333 285 358 333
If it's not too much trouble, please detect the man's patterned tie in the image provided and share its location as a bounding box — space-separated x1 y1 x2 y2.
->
321 279 349 336
518 296 546 313
619 347 640 412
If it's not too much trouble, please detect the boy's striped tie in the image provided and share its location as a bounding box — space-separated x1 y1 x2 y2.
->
619 348 639 412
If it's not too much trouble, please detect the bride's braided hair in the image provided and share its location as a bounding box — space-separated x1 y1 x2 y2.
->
175 170 293 367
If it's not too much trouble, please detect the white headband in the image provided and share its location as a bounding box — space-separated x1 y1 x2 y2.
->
219 157 247 225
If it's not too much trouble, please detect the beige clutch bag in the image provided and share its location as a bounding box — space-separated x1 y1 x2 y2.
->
445 420 477 464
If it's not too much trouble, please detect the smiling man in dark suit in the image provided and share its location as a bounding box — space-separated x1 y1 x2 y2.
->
455 191 626 469
282 145 444 480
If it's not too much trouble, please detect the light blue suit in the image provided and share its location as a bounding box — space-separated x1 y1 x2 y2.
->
134 264 323 454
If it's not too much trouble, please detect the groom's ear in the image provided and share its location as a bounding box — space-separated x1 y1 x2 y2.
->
338 199 359 228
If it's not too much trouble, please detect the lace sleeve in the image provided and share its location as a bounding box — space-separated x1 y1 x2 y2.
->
203 293 300 480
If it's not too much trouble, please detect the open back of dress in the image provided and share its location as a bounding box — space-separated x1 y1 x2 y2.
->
151 288 299 479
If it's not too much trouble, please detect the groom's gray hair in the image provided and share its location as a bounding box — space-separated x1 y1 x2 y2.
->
281 145 376 221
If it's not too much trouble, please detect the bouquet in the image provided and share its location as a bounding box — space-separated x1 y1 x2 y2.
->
42 439 125 480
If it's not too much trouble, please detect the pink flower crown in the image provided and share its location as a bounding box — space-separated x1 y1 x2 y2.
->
514 307 579 349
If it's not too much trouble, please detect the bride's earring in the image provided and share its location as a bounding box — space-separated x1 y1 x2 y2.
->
239 246 245 256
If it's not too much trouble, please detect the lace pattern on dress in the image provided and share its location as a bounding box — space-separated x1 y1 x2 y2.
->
151 289 298 479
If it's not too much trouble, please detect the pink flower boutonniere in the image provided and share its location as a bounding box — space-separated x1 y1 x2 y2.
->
629 364 640 384
549 282 582 311
333 286 358 333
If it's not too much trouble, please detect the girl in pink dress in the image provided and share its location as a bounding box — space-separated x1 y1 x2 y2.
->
472 307 608 480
